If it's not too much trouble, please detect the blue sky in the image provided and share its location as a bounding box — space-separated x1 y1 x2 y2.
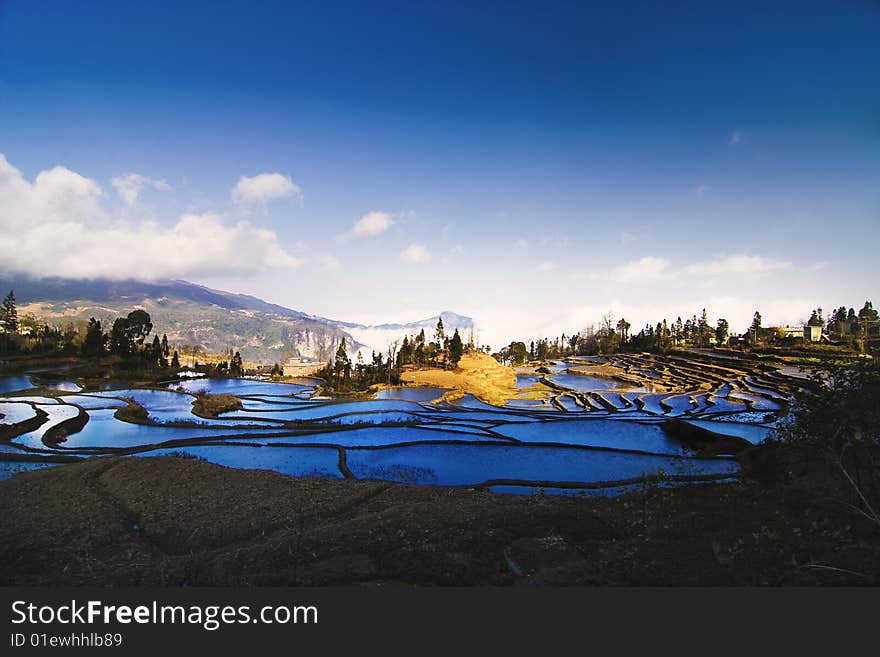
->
0 1 878 346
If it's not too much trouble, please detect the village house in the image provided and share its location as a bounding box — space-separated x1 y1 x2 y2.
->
764 323 826 344
777 326 804 339
803 324 824 342
282 356 325 378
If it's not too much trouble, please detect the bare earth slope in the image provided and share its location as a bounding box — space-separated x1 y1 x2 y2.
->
400 352 519 405
1 453 875 586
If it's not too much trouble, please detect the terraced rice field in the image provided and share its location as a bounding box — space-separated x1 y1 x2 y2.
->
0 351 812 495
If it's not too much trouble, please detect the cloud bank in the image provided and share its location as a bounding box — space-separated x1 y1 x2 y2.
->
0 154 300 280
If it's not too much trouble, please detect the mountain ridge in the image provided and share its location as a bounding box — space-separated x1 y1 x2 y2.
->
1 274 473 364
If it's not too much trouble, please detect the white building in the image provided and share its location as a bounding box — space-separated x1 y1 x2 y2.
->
282 357 325 377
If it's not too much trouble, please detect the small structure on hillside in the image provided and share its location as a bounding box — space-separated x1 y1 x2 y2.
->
769 324 826 343
777 326 804 339
282 357 325 377
803 324 823 342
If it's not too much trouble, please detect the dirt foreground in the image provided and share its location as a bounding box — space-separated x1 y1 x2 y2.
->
1 454 877 586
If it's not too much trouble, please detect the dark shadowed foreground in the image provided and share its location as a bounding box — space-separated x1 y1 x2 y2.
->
1 454 878 586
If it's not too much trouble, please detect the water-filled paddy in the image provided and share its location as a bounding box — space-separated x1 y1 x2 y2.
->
0 402 38 425
0 460 63 481
373 387 448 402
548 373 621 392
344 444 738 487
0 376 34 394
0 355 808 494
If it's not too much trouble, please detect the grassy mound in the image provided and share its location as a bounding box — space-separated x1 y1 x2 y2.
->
192 393 243 418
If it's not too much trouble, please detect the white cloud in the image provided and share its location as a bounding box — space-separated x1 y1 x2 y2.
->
111 173 171 206
337 210 399 241
611 256 671 283
0 153 300 280
685 254 792 276
619 231 636 245
353 211 394 237
232 173 301 212
512 238 528 249
729 131 742 146
536 260 558 273
399 243 432 264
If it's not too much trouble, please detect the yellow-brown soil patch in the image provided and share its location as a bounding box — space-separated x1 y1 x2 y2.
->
400 352 520 406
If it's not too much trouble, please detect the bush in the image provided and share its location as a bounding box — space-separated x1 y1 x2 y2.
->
774 359 880 526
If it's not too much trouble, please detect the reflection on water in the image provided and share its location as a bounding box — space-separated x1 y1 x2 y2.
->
374 387 449 402
345 443 738 487
0 356 802 493
0 376 34 394
547 373 621 392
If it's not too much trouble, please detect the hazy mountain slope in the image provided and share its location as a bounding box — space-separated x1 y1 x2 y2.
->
334 311 474 356
2 276 474 366
4 276 358 364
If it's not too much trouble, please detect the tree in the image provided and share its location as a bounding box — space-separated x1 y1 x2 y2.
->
398 336 413 368
171 350 180 368
508 341 528 365
1 290 18 333
125 309 153 345
616 318 631 344
858 301 878 322
334 338 351 384
81 317 105 356
449 329 464 367
384 339 399 384
715 318 730 346
109 317 133 355
749 311 762 343
230 351 244 376
698 308 711 346
434 317 445 345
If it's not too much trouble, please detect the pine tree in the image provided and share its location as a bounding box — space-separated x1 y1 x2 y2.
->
82 317 106 356
1 290 18 333
230 351 244 376
715 318 729 346
171 350 180 368
109 317 132 355
334 338 351 383
434 317 445 345
749 311 762 343
449 329 464 367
